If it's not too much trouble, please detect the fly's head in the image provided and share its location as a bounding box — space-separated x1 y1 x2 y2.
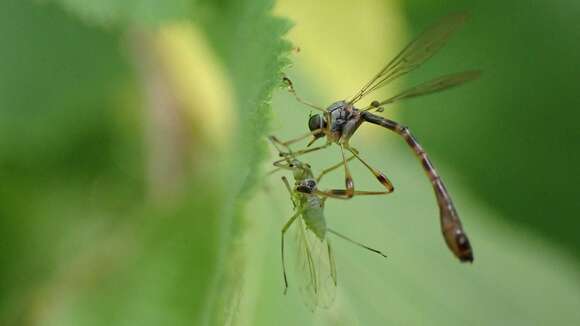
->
307 113 327 146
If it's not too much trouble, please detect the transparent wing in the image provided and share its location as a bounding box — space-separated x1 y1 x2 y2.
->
293 217 337 311
374 70 481 107
349 12 469 104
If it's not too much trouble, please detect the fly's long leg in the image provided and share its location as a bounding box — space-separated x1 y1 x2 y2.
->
361 112 473 262
283 76 326 113
272 142 331 167
315 155 392 198
269 130 324 153
345 146 394 193
340 144 355 198
281 210 301 294
315 189 390 199
316 155 356 183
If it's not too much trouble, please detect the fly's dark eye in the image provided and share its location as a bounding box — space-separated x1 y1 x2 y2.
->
308 114 326 132
307 180 316 188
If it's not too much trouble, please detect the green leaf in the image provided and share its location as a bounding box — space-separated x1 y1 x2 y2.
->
50 0 195 27
252 99 580 324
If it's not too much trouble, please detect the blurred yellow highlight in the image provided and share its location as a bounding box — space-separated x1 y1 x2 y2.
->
155 23 235 152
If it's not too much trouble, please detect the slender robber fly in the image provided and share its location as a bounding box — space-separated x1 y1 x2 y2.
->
271 12 478 262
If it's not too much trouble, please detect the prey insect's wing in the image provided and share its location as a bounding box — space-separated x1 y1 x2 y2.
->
349 12 469 104
375 70 481 106
293 217 337 310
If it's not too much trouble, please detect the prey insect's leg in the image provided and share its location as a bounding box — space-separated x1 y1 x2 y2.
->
346 146 394 193
281 176 293 195
283 76 325 113
281 176 296 208
327 228 387 258
281 210 301 294
361 113 473 262
340 144 355 198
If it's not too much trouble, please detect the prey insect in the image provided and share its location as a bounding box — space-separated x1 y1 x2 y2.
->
272 12 478 262
268 139 387 310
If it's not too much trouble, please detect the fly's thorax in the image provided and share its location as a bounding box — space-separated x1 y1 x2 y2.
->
325 100 363 142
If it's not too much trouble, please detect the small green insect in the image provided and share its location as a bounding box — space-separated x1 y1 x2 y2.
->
269 138 387 310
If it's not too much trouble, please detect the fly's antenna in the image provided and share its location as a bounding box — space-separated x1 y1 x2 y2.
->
327 228 387 258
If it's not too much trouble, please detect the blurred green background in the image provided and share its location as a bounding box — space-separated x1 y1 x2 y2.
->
0 0 578 325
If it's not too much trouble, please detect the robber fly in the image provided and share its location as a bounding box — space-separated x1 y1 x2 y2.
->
271 12 478 262
269 139 387 310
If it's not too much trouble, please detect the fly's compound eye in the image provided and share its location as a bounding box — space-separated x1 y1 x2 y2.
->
308 114 327 133
306 179 316 189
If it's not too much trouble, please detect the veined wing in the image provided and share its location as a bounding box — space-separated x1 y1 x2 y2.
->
369 70 481 108
349 12 469 104
293 216 337 311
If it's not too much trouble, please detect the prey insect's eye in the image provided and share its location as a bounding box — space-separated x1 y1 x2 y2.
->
306 180 316 189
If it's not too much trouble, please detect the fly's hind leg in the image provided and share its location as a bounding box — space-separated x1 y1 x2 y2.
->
311 147 392 199
345 145 394 193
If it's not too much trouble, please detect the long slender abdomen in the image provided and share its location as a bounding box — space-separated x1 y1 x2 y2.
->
361 112 473 262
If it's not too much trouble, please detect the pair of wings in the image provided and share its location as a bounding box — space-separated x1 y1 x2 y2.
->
291 216 337 311
348 12 480 109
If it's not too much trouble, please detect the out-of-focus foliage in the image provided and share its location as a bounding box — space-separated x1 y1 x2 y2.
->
1 0 579 325
0 0 289 325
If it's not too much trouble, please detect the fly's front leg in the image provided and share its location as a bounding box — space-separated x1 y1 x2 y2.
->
282 76 325 113
272 142 331 167
269 129 325 156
